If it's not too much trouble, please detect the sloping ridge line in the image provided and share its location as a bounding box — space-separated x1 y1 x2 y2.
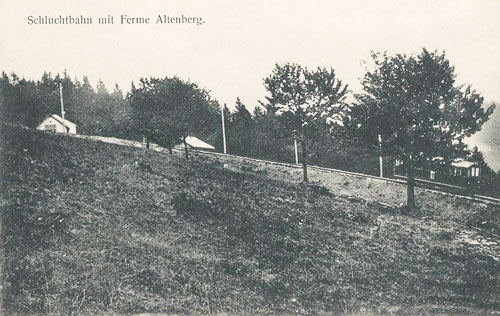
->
67 132 500 206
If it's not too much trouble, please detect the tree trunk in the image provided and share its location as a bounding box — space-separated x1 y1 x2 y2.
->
168 145 173 154
301 139 308 183
143 135 150 152
405 154 416 211
183 136 189 159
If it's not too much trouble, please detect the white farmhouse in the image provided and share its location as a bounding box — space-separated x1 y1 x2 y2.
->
37 114 77 134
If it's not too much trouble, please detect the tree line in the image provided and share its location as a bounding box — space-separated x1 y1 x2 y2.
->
1 48 498 208
0 71 129 137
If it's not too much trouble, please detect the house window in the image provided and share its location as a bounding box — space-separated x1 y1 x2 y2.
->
472 167 479 177
45 124 56 132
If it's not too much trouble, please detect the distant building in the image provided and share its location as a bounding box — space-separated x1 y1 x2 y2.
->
175 136 215 151
37 114 77 134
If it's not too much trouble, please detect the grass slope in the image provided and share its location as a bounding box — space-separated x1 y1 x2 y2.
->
1 124 499 316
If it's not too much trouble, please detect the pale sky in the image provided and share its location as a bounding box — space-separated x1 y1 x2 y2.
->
1 0 499 110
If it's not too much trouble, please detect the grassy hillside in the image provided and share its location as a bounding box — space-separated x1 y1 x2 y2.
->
1 124 499 316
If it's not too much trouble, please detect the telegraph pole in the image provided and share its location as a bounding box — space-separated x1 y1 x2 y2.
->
378 134 383 178
221 104 227 154
59 83 66 133
294 137 299 164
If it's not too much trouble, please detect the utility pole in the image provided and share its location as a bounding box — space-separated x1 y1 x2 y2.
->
294 137 299 164
59 83 66 133
221 104 227 154
378 134 383 178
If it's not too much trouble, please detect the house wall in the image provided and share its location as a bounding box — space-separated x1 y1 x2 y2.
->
67 124 76 134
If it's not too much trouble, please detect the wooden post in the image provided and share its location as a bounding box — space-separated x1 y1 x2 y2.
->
142 135 149 152
378 134 383 178
183 136 189 159
221 104 227 154
301 139 308 183
405 153 416 211
294 137 299 165
59 83 66 133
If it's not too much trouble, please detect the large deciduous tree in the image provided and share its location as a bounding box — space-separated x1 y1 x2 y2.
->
128 77 220 157
263 63 349 182
347 49 495 210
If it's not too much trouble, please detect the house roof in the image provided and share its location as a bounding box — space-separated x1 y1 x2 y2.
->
47 114 77 128
451 158 476 169
185 136 215 150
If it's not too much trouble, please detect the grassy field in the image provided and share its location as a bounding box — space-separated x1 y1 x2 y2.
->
1 124 499 316
185 150 500 224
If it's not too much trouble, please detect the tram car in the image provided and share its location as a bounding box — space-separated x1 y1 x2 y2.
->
394 157 481 189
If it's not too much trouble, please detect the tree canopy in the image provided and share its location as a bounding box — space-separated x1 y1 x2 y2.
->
347 49 495 208
127 76 220 156
263 63 349 181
